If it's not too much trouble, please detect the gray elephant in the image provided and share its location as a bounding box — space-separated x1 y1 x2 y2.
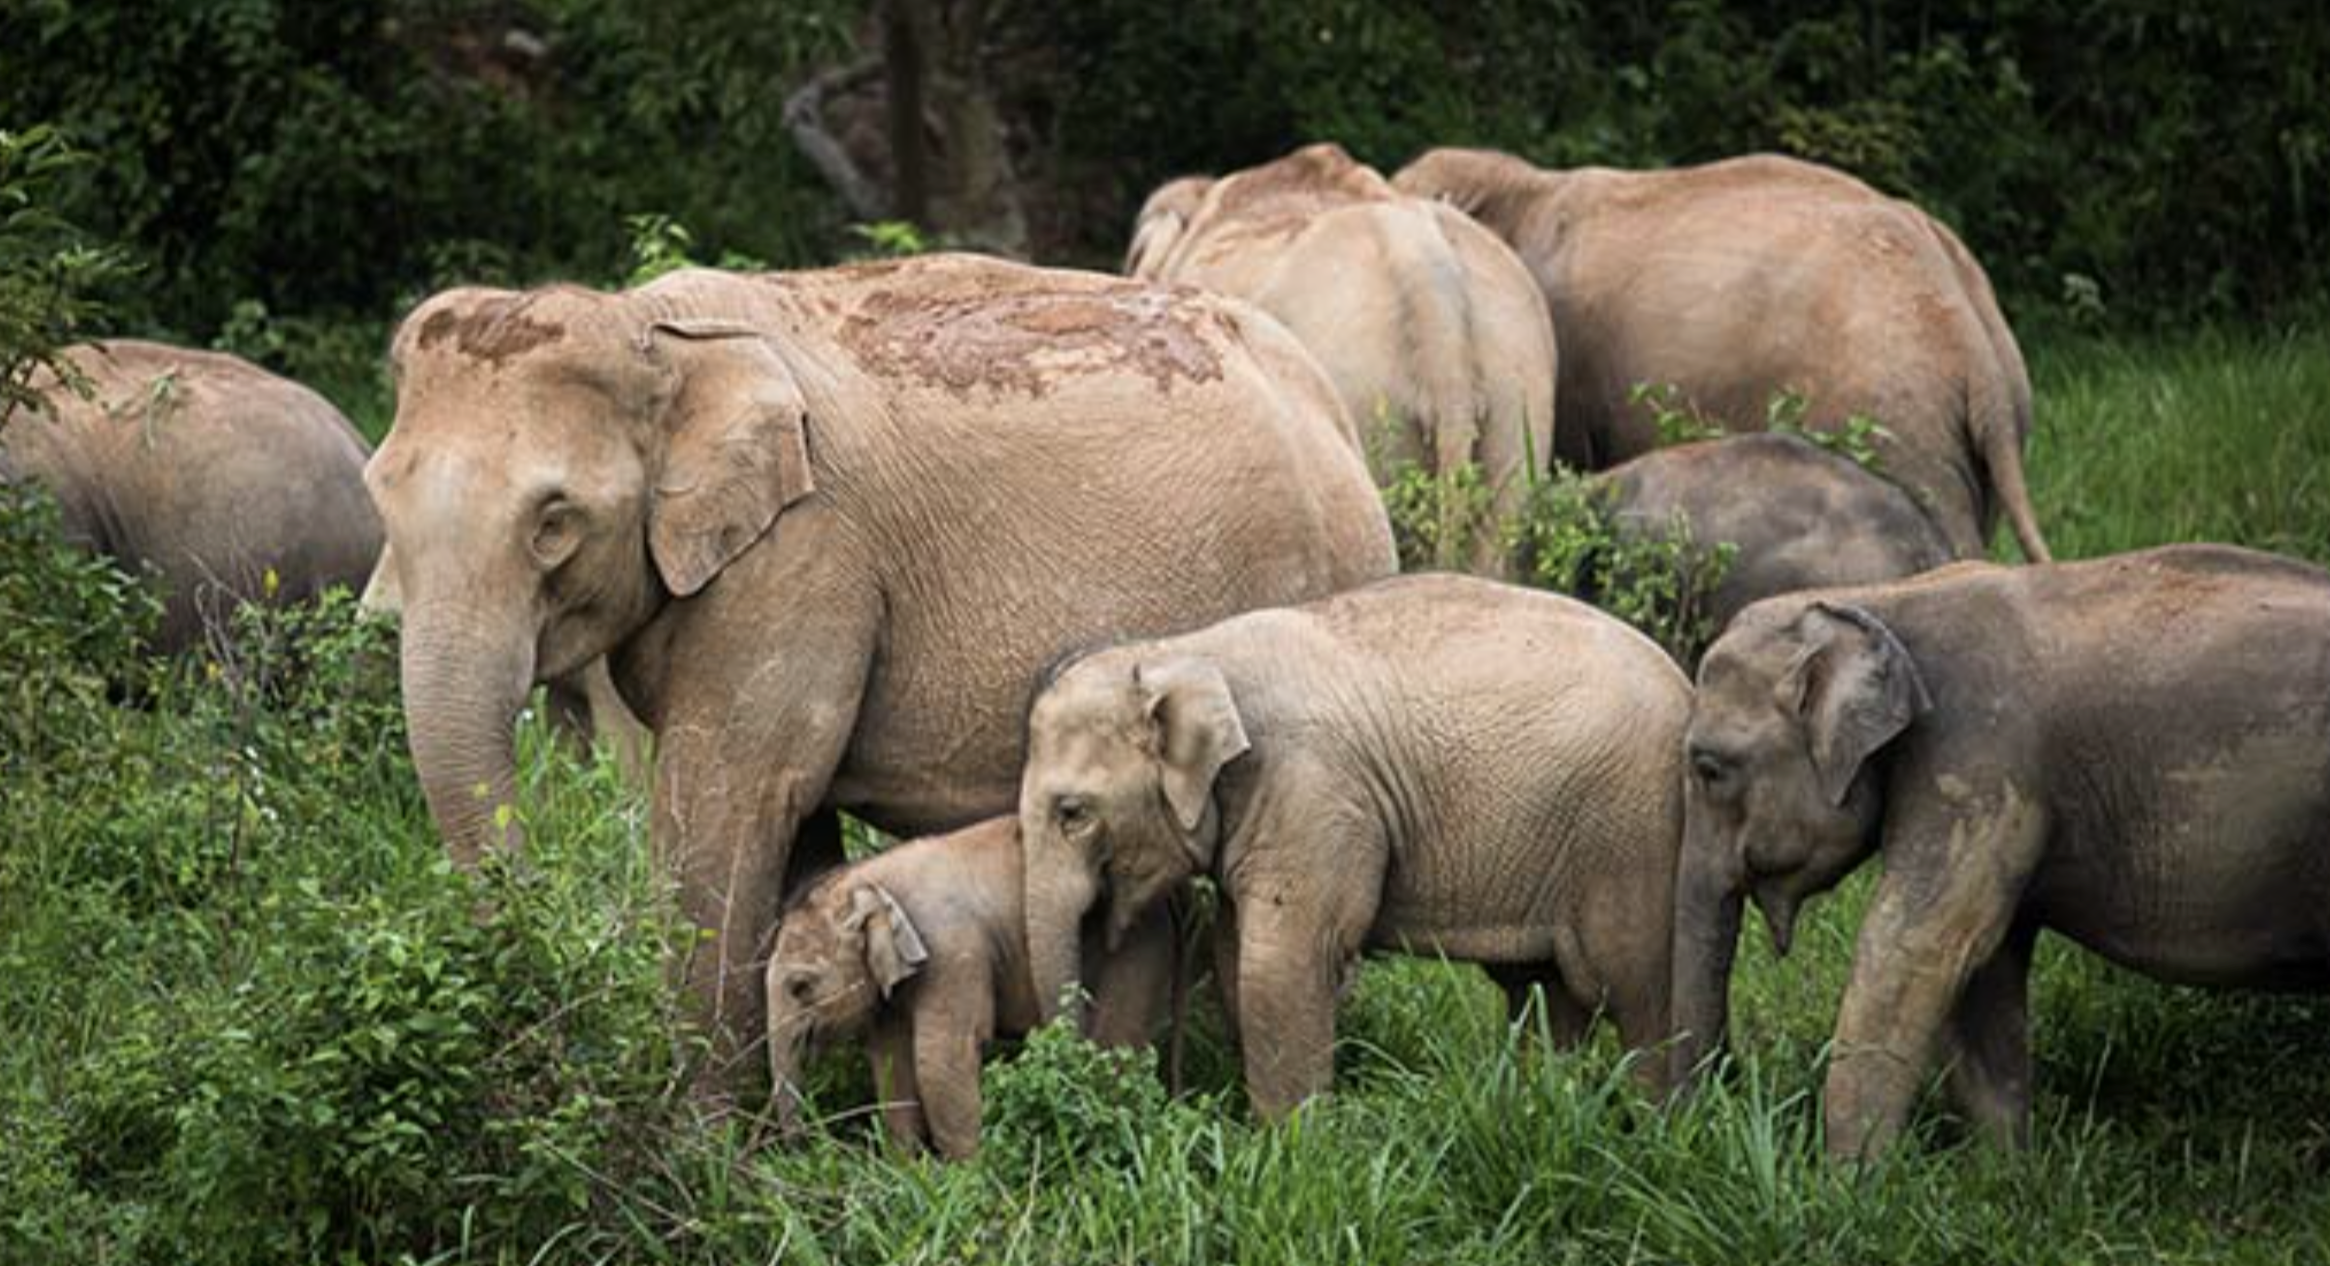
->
1393 148 2051 564
1017 573 1689 1119
1670 546 2330 1160
2 340 379 652
1595 432 1955 642
364 255 1396 1094
764 815 1172 1159
1127 143 1558 572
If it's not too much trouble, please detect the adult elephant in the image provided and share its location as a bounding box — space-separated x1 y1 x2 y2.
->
1672 547 2330 1159
364 256 1397 1093
1 340 379 652
1394 148 2051 563
1127 143 1557 574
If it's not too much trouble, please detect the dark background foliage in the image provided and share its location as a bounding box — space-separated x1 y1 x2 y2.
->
3 0 2324 340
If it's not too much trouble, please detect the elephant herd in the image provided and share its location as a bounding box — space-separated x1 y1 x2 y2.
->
8 141 2327 1166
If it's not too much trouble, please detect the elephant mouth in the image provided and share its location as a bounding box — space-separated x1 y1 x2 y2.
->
1751 883 1801 958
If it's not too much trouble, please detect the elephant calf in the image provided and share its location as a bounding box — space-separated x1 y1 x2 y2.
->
1673 545 2330 1160
1596 432 1956 646
1018 574 1690 1119
764 816 1172 1159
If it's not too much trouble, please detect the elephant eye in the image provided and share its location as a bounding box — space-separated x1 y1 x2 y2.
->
530 495 584 567
1054 794 1094 831
787 974 815 1001
1690 748 1736 788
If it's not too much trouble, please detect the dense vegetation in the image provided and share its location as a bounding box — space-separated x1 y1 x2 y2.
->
4 0 2326 343
5 2 2330 1262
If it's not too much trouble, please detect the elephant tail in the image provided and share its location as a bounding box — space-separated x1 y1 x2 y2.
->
1378 204 1497 477
1970 356 2053 565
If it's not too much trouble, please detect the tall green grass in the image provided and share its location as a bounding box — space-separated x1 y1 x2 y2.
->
6 325 2330 1264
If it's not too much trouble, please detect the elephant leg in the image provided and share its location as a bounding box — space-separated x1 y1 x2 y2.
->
1233 903 1344 1121
1943 922 2038 1147
869 1016 928 1155
1212 897 1244 1048
914 1014 988 1161
1824 794 2041 1161
656 599 878 1105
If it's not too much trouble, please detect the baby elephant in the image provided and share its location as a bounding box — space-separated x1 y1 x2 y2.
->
1672 546 2330 1160
1595 432 1956 648
1018 573 1690 1119
764 816 1172 1159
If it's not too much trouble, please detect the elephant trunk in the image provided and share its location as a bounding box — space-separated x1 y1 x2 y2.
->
401 606 534 867
766 1016 811 1140
1669 835 1746 1090
1025 856 1099 1027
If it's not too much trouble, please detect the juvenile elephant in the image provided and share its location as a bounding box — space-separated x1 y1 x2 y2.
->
1018 574 1689 1118
764 816 1172 1159
365 255 1395 1094
1127 143 1558 572
2 340 379 652
1671 546 2330 1160
1596 432 1955 642
1394 148 2050 564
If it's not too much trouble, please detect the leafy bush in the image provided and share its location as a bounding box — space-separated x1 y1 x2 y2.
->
0 124 124 423
1374 446 1735 662
1508 465 1738 663
0 487 686 1263
981 1016 1198 1177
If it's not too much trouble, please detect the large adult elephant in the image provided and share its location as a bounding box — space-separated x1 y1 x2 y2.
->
364 256 1397 1093
1128 143 1558 574
1394 148 2051 564
1 340 379 652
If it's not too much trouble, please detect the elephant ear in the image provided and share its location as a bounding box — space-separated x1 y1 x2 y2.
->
1788 602 1933 807
1137 657 1251 844
1124 177 1210 277
643 320 816 598
848 884 930 999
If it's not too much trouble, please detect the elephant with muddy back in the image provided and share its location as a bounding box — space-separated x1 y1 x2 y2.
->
1016 574 1689 1119
363 255 1396 1096
1670 546 2330 1160
1127 143 1558 574
2 340 379 652
1394 148 2051 565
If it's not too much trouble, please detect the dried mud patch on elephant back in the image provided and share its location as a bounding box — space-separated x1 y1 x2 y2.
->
414 294 567 367
838 285 1226 398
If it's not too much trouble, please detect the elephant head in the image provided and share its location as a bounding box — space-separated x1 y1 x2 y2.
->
763 878 929 1136
1390 147 1549 233
1123 176 1213 278
1018 652 1249 1023
1670 600 1929 1083
365 281 815 862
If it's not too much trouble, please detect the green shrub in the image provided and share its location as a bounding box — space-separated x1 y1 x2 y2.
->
981 1016 1197 1178
0 124 125 424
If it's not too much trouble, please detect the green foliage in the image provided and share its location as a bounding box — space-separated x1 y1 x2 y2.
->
1763 388 1893 471
1378 459 1498 574
845 220 935 260
0 487 685 1263
980 1017 1197 1177
0 0 849 337
1632 380 1729 445
0 125 125 424
1508 464 1738 663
